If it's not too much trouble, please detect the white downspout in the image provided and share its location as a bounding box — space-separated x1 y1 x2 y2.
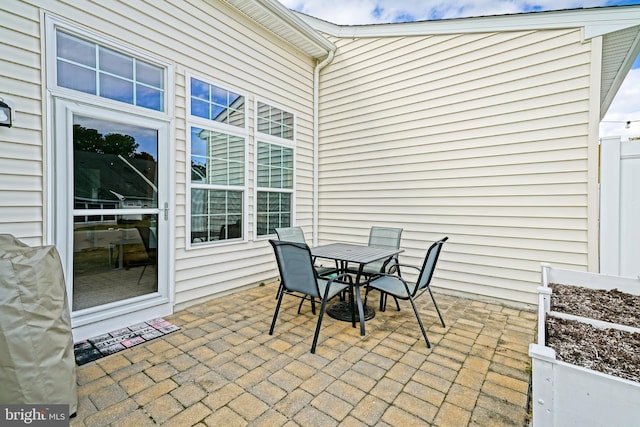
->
312 49 335 247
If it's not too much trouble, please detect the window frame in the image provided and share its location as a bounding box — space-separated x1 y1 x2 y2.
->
254 99 296 239
45 16 171 117
186 73 249 248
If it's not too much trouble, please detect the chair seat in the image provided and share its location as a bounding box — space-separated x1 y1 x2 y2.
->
316 265 339 277
367 275 410 298
317 278 349 300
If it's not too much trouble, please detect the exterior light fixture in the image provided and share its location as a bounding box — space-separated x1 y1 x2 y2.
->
0 98 13 127
626 121 631 129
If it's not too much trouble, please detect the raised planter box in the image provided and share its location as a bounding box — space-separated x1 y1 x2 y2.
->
528 263 640 427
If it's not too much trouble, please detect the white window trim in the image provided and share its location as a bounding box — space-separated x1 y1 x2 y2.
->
186 72 249 249
253 98 297 239
45 14 173 120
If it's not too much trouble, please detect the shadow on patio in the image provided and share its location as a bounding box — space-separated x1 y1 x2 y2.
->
70 282 536 426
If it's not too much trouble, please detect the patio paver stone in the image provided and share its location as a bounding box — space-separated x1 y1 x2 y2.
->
70 282 535 426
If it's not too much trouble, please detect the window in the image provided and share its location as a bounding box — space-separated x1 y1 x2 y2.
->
189 78 246 244
256 102 295 236
191 78 245 126
55 30 164 111
257 102 293 140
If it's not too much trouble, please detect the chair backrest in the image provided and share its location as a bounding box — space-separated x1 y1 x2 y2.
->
365 226 403 273
275 227 306 244
135 225 157 259
415 237 448 294
368 226 403 248
269 240 320 298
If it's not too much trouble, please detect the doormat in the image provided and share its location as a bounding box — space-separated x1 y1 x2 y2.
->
73 318 180 365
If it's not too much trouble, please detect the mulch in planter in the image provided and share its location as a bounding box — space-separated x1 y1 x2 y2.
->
546 284 640 383
546 316 640 382
549 283 640 328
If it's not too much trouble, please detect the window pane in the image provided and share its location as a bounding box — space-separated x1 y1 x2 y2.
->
257 168 269 187
57 31 95 67
73 115 158 210
257 117 269 134
137 61 163 88
210 158 227 185
99 47 133 79
100 73 134 104
58 62 96 94
257 102 294 140
210 104 226 122
191 78 210 100
282 194 291 212
56 30 164 111
270 167 282 188
228 162 244 186
191 156 207 182
257 142 292 190
211 86 228 106
269 193 280 211
227 106 245 127
191 99 209 119
190 78 245 127
190 127 245 186
191 188 243 243
136 85 162 111
256 191 291 236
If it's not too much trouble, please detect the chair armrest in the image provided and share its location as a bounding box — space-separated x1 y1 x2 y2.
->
327 272 353 285
396 263 420 273
364 272 414 298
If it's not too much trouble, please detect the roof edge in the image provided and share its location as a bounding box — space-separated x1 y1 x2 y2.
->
601 29 640 117
220 0 335 59
295 5 640 40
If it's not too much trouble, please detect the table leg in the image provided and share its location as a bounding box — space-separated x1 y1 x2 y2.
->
355 265 366 336
354 284 366 336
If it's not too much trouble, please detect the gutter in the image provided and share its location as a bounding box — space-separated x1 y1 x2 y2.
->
312 49 335 247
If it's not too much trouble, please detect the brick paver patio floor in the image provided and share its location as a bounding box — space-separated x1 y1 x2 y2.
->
70 282 536 426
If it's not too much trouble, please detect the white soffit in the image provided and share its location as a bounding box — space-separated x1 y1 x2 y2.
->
601 25 640 117
297 5 640 41
219 0 334 59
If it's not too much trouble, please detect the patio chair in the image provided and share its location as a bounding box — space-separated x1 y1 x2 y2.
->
122 225 156 286
358 226 403 311
365 237 448 348
276 226 338 277
269 240 352 353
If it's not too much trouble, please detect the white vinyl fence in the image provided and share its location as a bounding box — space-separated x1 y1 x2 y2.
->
600 136 640 278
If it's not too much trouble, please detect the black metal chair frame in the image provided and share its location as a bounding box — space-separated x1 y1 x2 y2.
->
269 240 353 353
274 227 339 306
364 237 448 348
357 226 404 311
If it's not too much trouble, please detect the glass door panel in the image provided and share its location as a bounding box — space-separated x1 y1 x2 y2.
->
72 115 159 311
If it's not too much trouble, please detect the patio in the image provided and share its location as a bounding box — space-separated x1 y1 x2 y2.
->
70 282 536 426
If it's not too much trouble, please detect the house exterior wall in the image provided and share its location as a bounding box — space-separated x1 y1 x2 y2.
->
0 0 316 310
317 29 595 304
0 1 44 246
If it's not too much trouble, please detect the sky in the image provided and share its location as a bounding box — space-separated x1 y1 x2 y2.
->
278 0 640 140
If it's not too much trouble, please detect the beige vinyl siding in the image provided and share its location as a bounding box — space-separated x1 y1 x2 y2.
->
318 28 592 304
5 0 316 308
0 2 44 245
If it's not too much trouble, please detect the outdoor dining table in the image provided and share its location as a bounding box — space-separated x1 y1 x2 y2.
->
311 243 404 336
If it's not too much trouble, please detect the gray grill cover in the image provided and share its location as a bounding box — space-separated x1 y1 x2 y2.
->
0 234 77 414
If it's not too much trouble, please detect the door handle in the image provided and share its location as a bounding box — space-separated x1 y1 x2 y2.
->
163 202 169 221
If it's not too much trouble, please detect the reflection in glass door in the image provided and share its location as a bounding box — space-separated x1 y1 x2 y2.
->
72 115 159 310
